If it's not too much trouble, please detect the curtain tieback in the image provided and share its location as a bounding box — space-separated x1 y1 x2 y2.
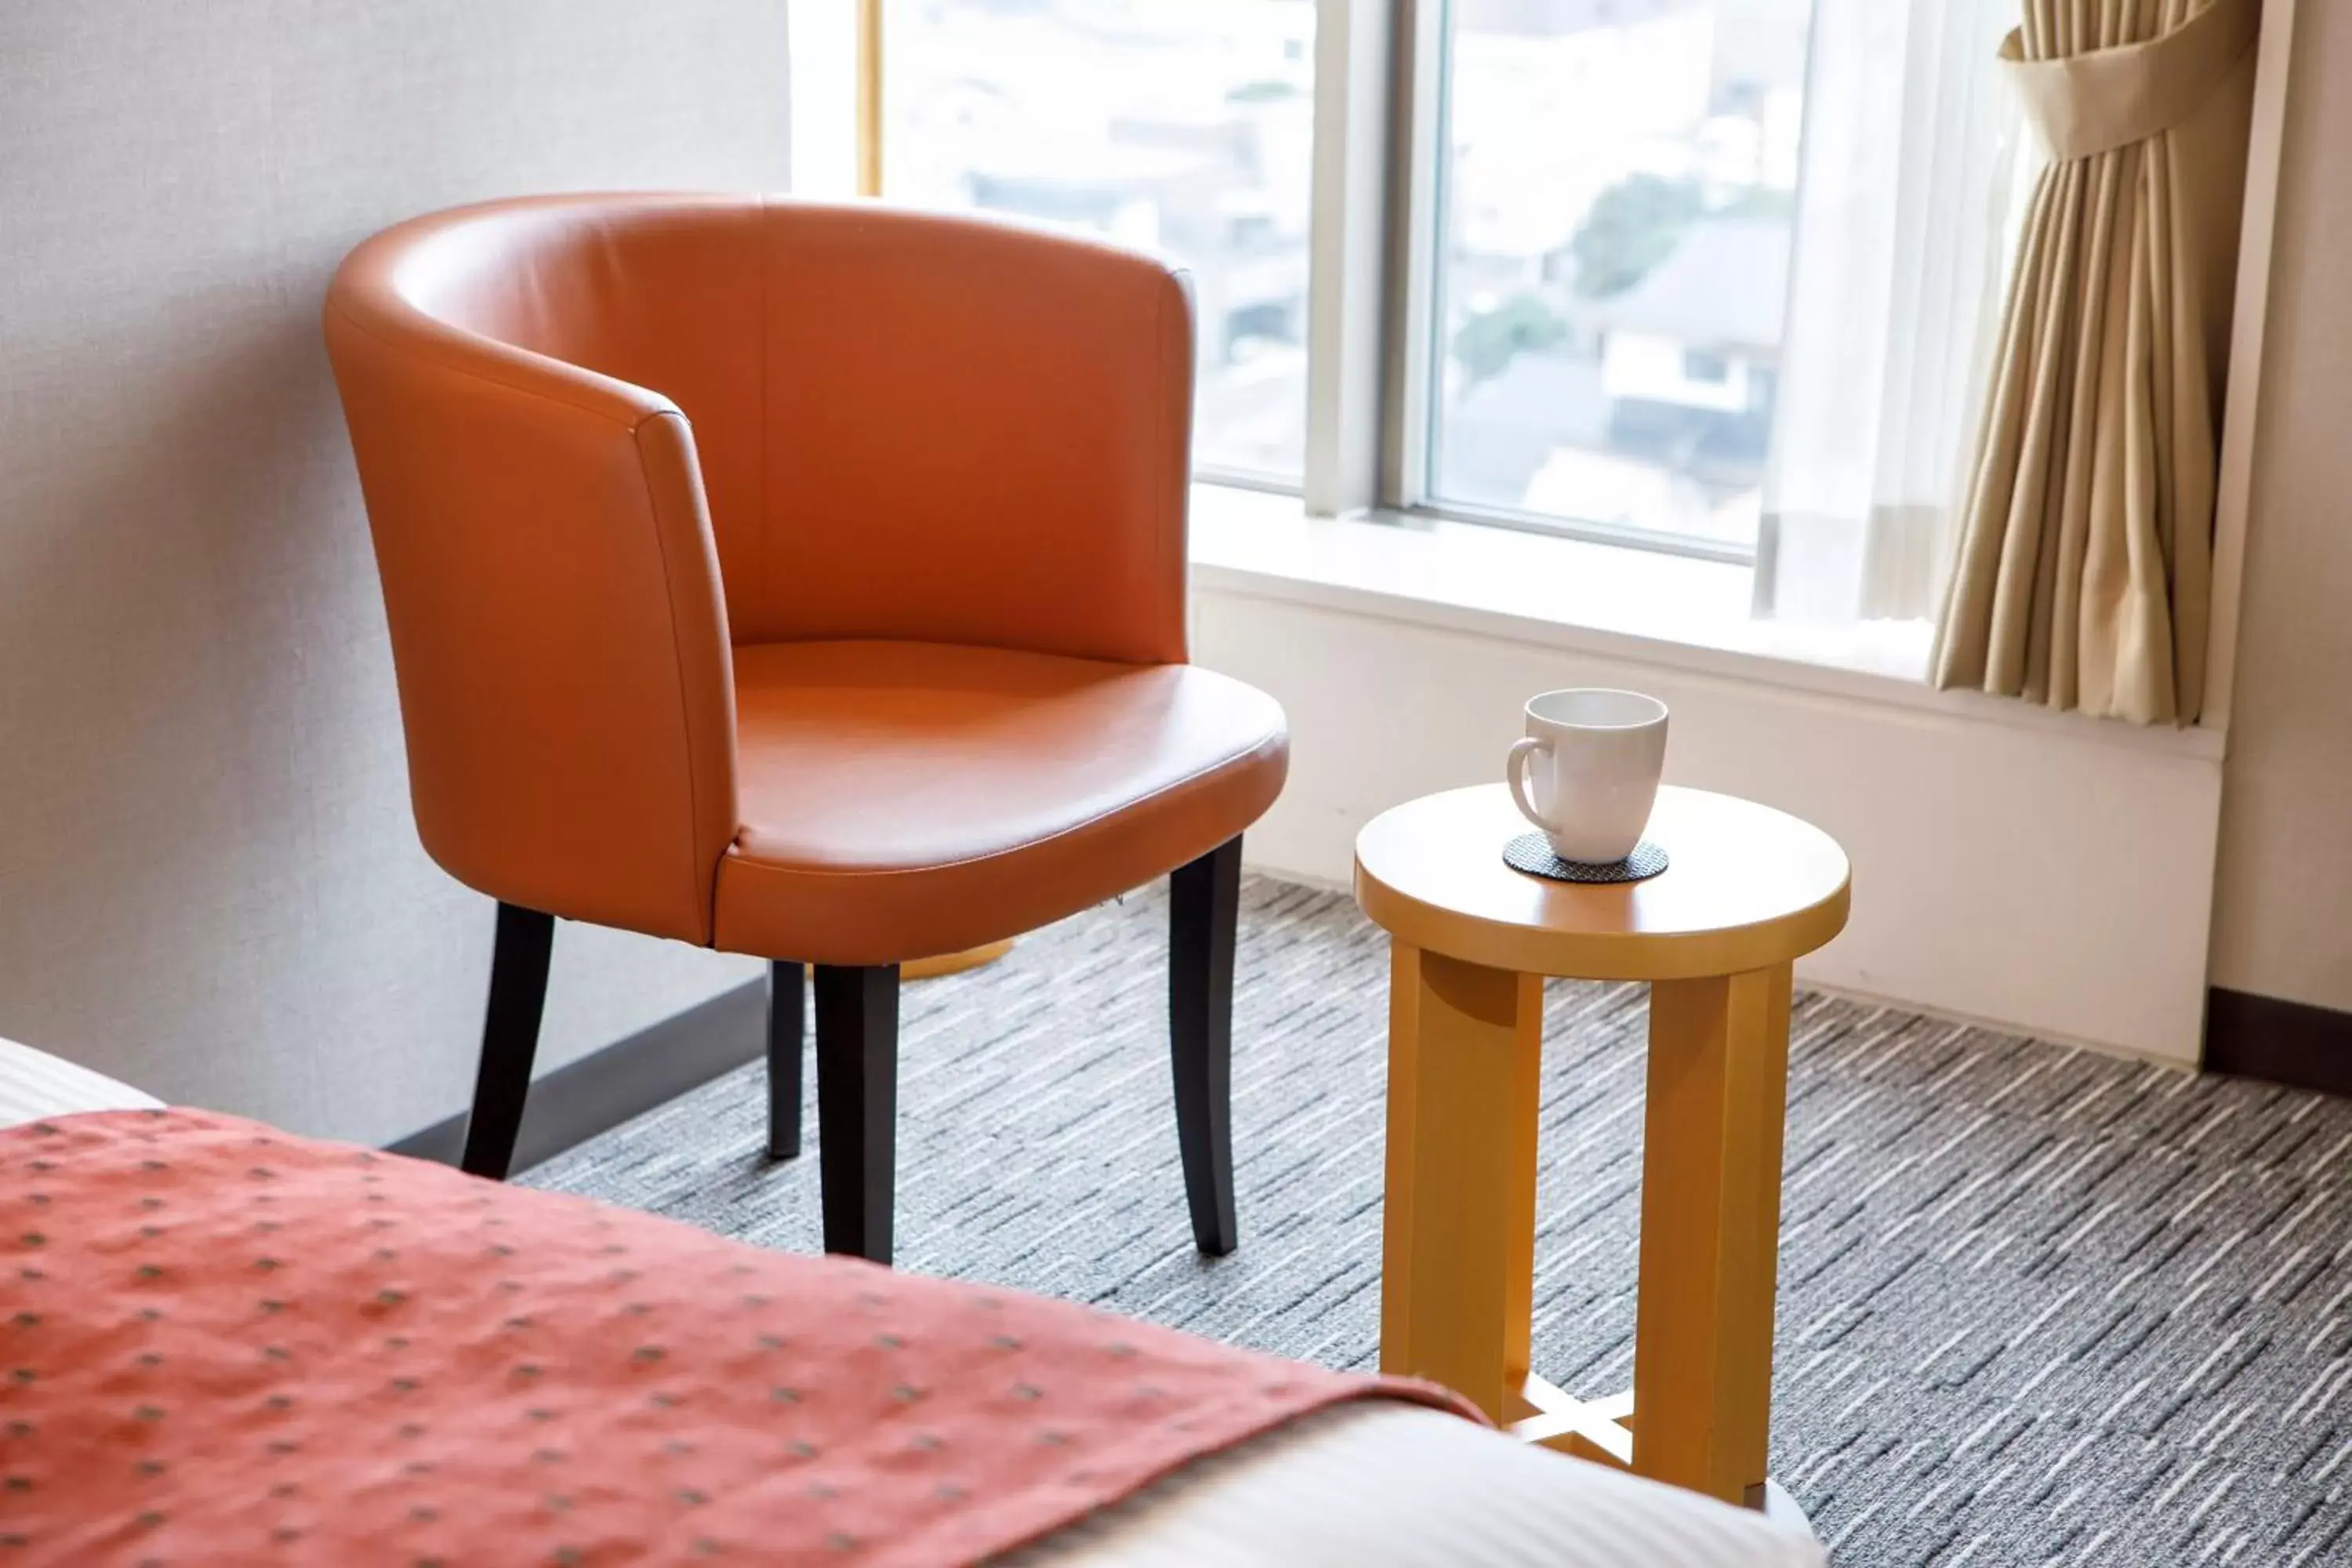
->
1998 0 2261 162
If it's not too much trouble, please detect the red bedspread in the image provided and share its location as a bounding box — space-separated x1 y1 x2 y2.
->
0 1110 1472 1566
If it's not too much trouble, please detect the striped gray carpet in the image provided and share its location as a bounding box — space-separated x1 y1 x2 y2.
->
528 878 2352 1566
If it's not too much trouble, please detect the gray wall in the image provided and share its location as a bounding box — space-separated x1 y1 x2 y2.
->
2211 0 2352 1013
0 2 783 1142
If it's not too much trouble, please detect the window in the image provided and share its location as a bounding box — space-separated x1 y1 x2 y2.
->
801 0 2022 616
879 0 1318 485
1428 0 1812 559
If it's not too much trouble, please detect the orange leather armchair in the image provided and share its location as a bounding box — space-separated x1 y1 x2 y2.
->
325 194 1289 1265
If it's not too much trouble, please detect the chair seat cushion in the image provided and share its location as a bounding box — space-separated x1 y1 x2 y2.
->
713 641 1288 966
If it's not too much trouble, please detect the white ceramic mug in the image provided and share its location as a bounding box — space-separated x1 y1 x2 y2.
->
1505 689 1668 863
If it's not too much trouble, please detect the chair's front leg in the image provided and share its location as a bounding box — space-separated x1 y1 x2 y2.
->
460 902 555 1179
815 963 901 1264
1170 836 1243 1256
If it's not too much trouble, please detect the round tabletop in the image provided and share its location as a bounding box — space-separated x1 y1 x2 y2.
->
1354 784 1850 982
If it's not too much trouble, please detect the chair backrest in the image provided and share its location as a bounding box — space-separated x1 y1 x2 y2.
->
747 200 1193 659
325 194 1192 941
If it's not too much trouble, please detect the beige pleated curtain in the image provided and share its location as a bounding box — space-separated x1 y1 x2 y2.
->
1931 0 2260 724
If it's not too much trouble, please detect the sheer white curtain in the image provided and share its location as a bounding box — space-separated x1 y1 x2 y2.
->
1753 0 2026 629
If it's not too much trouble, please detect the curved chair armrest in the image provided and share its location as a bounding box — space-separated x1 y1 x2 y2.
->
325 213 738 944
750 201 1196 666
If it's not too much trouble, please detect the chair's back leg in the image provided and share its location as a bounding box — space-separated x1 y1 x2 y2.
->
815 963 901 1264
1171 835 1243 1255
768 960 807 1160
460 902 555 1179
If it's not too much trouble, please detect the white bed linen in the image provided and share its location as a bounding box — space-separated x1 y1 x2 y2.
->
0 1037 1818 1567
1022 1400 1823 1567
0 1035 159 1125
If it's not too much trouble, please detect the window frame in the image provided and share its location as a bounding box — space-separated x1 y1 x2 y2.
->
1305 0 1771 567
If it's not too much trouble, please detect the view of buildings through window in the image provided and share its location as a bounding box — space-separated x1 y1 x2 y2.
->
884 0 1317 481
882 0 1814 554
1434 0 1813 553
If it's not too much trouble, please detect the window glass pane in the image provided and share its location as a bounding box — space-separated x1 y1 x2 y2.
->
1431 0 1813 554
884 0 1317 483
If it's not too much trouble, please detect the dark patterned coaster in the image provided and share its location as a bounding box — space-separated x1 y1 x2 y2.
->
1502 832 1669 884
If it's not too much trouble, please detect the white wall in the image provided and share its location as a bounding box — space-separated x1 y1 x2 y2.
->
1198 583 2225 1065
2209 0 2352 1014
0 2 783 1142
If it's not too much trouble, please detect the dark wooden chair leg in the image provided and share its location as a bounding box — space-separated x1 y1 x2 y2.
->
768 960 806 1160
815 964 900 1264
460 902 555 1180
1170 836 1242 1256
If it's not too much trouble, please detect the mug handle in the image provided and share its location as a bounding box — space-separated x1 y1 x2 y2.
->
1506 737 1556 833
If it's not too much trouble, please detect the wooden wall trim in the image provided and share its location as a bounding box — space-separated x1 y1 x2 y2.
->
390 979 767 1171
2205 985 2352 1097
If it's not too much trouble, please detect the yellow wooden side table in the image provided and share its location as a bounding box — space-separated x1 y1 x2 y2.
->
1356 783 1850 1519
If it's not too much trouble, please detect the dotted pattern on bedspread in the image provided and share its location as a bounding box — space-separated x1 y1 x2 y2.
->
0 1110 1474 1567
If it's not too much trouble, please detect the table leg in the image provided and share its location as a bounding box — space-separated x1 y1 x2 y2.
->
1632 963 1794 1507
1378 942 1543 1421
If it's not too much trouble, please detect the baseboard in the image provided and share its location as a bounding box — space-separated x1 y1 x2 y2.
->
2205 986 2352 1097
388 978 769 1171
1800 979 2195 1074
377 972 2345 1171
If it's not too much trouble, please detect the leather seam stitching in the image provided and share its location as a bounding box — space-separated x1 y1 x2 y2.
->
323 296 660 430
756 193 773 650
634 412 725 943
1156 274 1184 664
722 722 1284 882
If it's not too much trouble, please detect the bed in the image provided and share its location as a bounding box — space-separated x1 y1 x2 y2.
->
0 1036 1820 1567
